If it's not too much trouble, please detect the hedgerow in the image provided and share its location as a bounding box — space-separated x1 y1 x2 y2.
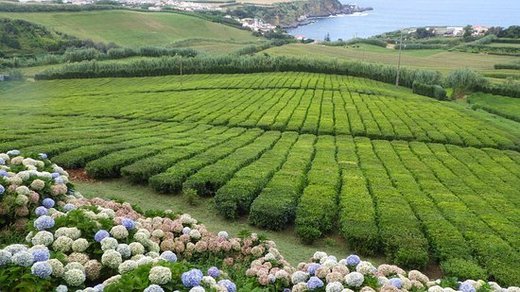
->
182 131 281 196
295 136 340 243
248 134 315 230
214 132 298 219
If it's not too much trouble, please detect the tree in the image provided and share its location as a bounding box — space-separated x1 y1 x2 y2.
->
445 68 487 98
463 25 474 41
415 27 434 39
324 33 330 42
486 26 503 36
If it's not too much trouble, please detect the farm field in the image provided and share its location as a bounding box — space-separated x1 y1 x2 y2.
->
468 92 520 122
0 10 260 47
2 72 520 285
264 43 519 74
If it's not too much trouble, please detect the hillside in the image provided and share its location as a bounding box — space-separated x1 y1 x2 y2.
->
0 18 82 57
0 10 260 47
2 72 520 285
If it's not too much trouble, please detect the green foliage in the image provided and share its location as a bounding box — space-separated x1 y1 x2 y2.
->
0 18 84 57
412 82 448 100
35 54 444 90
53 208 114 239
325 37 387 48
0 265 57 292
445 69 488 97
183 188 200 206
441 258 487 280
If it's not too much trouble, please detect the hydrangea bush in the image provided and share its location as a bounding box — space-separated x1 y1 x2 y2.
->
0 152 519 292
0 151 71 229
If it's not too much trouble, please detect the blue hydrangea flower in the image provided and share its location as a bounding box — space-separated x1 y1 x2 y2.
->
182 227 191 235
144 284 164 292
32 248 50 262
51 172 60 179
0 169 7 176
121 218 135 230
54 177 65 184
0 184 4 196
182 269 203 288
35 206 48 217
63 203 76 212
346 254 361 266
7 150 20 156
160 251 177 263
307 276 324 290
0 158 5 165
12 251 34 267
34 215 55 231
207 266 220 278
38 153 48 160
42 198 55 208
94 230 110 242
459 282 476 292
389 278 403 289
31 261 53 279
56 285 68 292
307 263 320 275
0 250 12 266
218 279 236 292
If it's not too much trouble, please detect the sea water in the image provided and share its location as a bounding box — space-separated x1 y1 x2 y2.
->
288 0 520 41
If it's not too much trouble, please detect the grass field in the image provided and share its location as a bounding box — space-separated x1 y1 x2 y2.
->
0 10 259 47
2 72 520 284
468 92 520 122
264 43 519 74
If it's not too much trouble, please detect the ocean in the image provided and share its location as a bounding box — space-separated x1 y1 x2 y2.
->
287 0 520 41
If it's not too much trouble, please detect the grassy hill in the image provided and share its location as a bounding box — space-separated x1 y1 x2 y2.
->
0 10 260 47
264 43 519 74
0 18 82 57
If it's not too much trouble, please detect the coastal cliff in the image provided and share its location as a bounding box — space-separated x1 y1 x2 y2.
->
237 0 372 28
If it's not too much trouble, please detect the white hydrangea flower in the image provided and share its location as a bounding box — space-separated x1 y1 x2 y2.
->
149 266 172 285
117 244 131 258
32 231 54 246
53 236 73 253
313 251 327 261
64 268 86 287
203 276 217 286
129 242 145 255
137 256 154 266
65 262 85 273
356 261 376 275
101 237 119 251
345 272 364 287
118 260 138 274
291 271 309 284
72 238 89 252
326 281 344 292
101 250 122 269
49 258 65 277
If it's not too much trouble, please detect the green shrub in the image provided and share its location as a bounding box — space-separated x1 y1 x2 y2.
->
445 69 488 97
441 258 487 280
412 82 448 100
183 188 200 206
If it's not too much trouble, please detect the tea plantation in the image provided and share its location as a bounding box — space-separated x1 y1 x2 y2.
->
2 72 520 285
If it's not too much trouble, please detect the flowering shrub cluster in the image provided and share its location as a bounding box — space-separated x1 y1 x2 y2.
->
0 151 70 229
0 152 519 291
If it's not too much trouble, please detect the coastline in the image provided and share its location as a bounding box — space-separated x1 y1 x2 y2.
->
281 6 373 29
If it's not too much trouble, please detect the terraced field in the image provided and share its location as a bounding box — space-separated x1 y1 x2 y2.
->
2 72 520 285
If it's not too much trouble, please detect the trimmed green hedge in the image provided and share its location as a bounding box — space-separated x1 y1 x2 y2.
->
412 82 448 100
